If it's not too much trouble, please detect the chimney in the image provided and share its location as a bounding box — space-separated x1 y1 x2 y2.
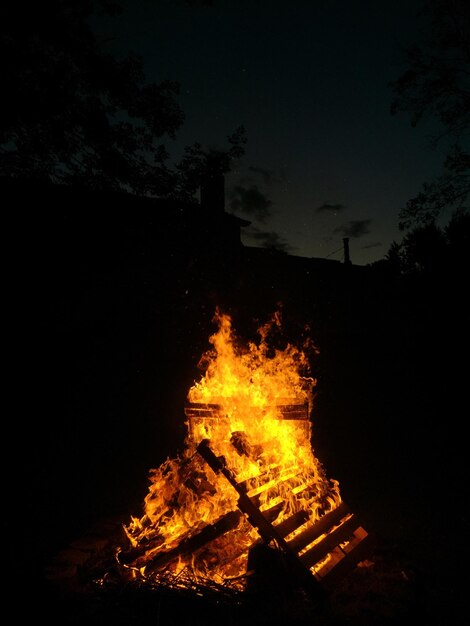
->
343 238 352 265
200 171 225 213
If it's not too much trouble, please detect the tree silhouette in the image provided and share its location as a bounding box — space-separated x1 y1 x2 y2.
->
383 211 470 275
389 0 470 229
0 0 245 198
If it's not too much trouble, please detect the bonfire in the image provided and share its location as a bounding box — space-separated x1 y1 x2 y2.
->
116 309 369 598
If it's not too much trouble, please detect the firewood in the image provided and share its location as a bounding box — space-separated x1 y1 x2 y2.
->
142 510 242 574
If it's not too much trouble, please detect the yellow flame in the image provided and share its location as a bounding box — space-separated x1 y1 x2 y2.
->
123 309 341 589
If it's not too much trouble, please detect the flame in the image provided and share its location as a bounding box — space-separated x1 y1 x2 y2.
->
122 309 341 589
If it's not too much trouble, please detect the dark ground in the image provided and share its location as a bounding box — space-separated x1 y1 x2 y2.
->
7 202 468 625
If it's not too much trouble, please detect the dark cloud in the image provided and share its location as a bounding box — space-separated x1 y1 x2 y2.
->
316 202 346 214
229 184 272 222
362 241 382 249
334 219 371 239
247 226 293 253
248 166 284 185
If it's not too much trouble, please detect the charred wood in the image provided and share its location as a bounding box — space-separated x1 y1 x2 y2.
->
287 501 350 553
319 530 374 590
300 514 361 569
119 510 241 568
274 510 310 538
197 438 326 603
138 510 242 574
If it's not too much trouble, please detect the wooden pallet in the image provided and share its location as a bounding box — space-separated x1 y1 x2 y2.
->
119 438 373 600
196 439 373 597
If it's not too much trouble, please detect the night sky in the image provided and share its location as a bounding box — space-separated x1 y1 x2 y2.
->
92 0 450 266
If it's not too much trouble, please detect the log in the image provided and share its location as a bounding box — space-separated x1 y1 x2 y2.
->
146 510 242 574
120 510 241 570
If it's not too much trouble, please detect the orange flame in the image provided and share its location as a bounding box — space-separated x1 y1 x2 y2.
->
122 309 341 588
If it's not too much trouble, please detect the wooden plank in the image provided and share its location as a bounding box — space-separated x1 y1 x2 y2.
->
261 501 284 523
287 501 350 553
341 525 368 553
291 478 320 495
274 510 309 538
300 515 361 569
248 470 314 510
246 469 301 499
237 465 297 493
250 481 302 508
185 402 308 420
312 545 346 579
277 403 309 419
318 530 375 590
259 496 284 513
184 402 222 413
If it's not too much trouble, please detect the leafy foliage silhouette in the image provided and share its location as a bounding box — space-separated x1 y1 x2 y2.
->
383 211 470 275
0 0 245 198
389 0 470 229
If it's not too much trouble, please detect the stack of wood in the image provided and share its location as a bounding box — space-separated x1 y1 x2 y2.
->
118 431 373 602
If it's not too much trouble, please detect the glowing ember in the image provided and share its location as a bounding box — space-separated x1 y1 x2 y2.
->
120 309 342 590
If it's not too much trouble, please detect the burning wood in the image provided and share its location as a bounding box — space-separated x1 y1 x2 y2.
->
116 309 371 599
